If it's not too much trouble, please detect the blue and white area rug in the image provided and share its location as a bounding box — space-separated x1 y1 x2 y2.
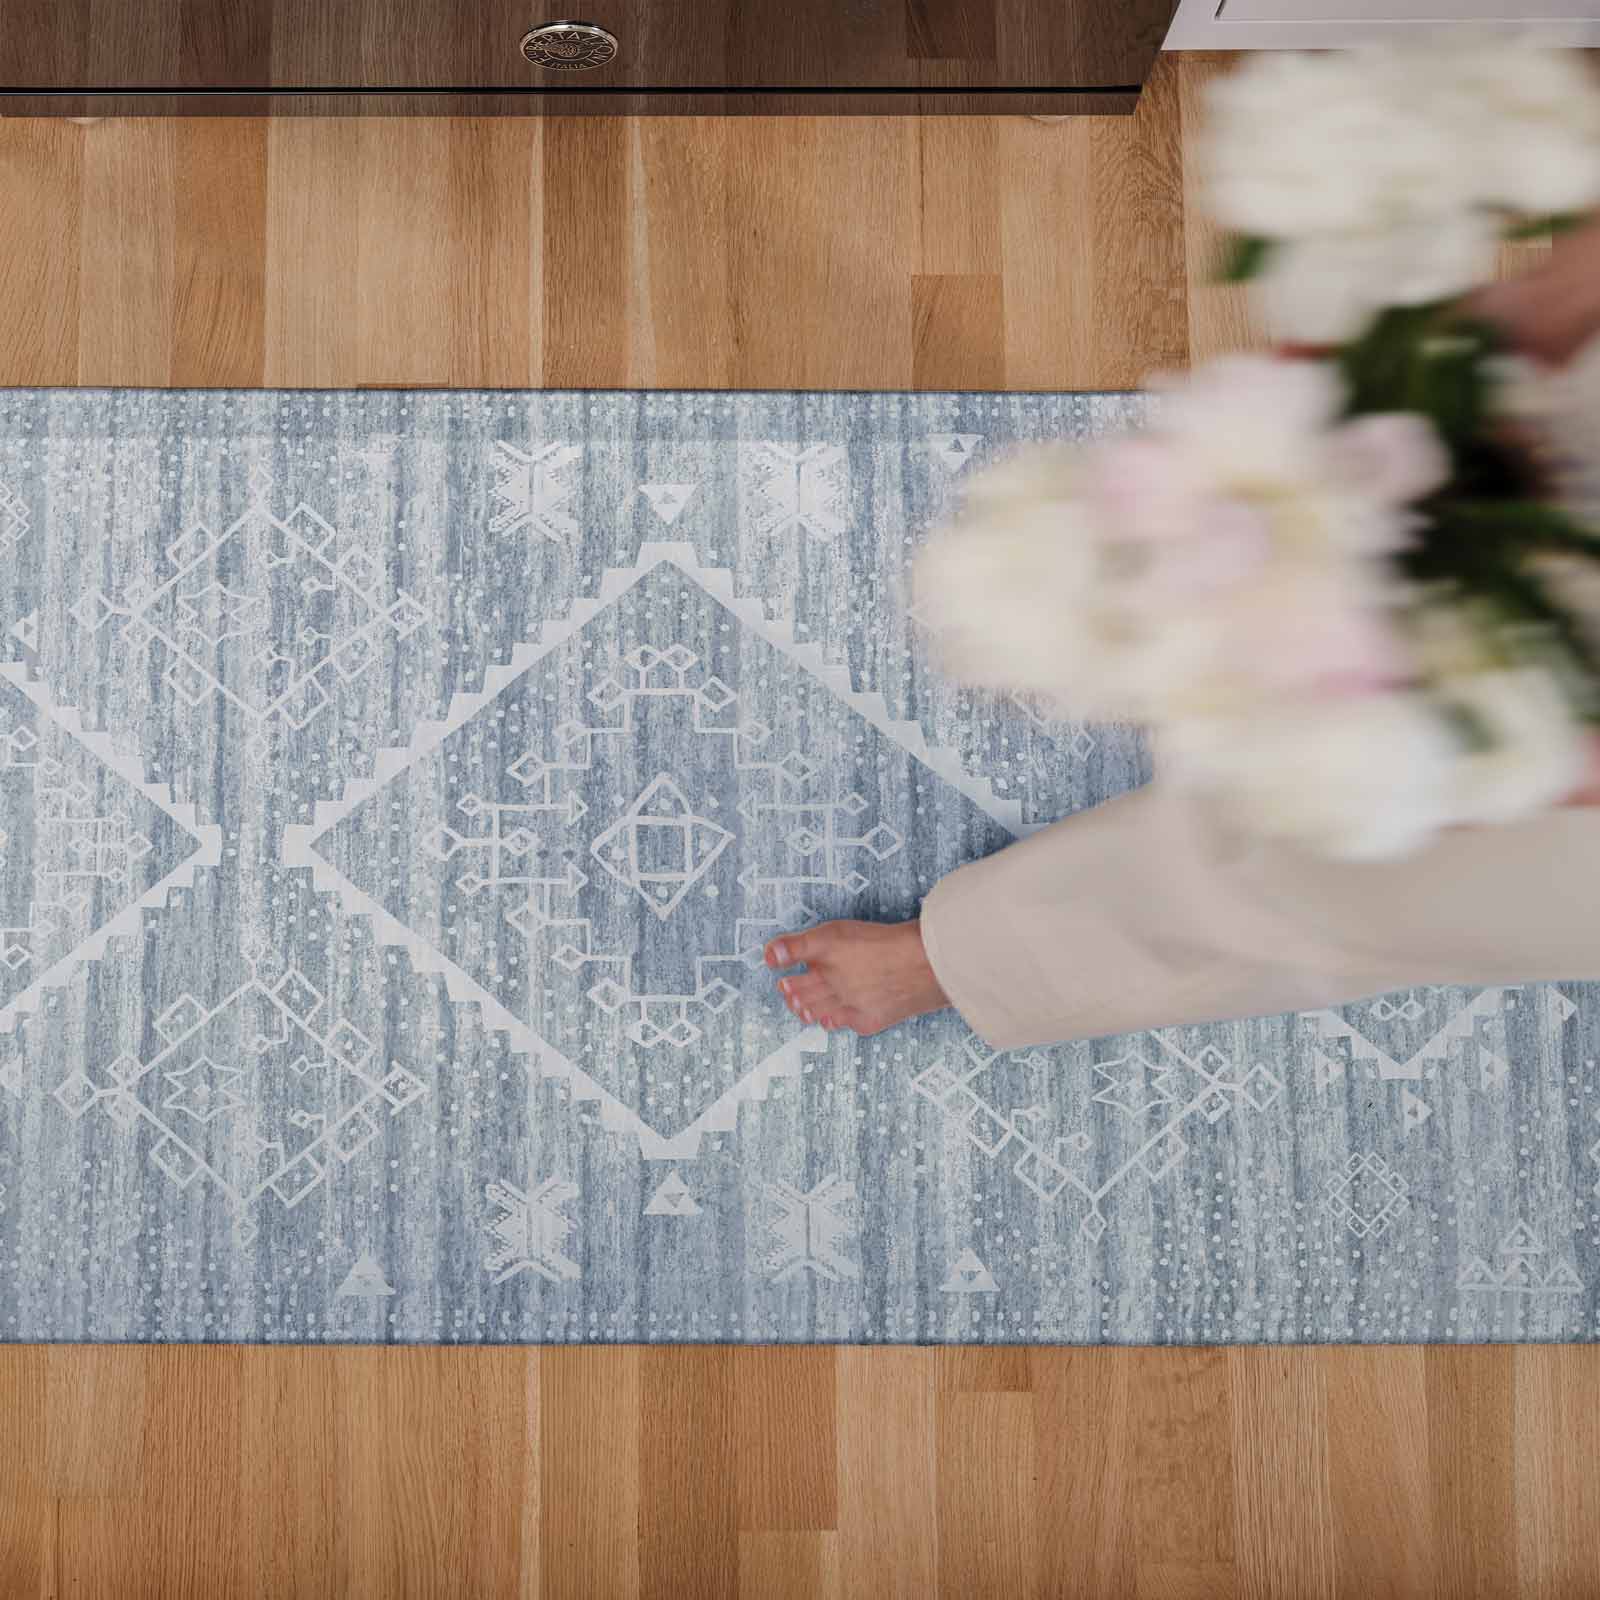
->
0 388 1596 1345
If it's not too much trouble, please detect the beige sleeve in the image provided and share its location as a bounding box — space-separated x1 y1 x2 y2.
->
918 782 1600 1050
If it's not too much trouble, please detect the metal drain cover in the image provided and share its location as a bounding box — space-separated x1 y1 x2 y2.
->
521 21 619 70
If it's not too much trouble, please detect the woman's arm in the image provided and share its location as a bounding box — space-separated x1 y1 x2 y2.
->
919 782 1600 1050
915 223 1600 1052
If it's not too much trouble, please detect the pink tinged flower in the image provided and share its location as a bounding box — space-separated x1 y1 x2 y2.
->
1299 605 1413 697
1154 356 1343 478
1325 413 1451 508
1084 435 1199 543
1137 497 1275 598
1243 582 1411 698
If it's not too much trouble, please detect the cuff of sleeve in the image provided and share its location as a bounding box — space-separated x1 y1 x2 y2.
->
916 783 1258 1050
919 863 1034 1050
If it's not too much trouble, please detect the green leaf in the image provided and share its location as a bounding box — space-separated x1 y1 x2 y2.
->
1336 304 1444 420
1444 501 1600 555
1334 308 1521 484
1437 700 1497 753
1503 212 1587 242
1404 504 1600 704
1217 235 1273 284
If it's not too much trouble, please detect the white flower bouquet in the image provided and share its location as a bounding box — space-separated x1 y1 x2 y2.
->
1206 41 1600 344
916 38 1600 861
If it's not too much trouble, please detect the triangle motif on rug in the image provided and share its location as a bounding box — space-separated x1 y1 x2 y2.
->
645 1169 702 1216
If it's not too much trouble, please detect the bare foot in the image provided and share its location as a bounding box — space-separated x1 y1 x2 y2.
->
763 919 950 1036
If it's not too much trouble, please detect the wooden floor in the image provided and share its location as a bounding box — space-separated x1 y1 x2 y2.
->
0 68 1191 392
1 57 1594 1599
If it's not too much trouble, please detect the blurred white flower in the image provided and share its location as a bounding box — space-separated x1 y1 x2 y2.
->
1259 213 1501 344
1203 51 1470 239
1501 333 1600 532
915 357 1442 722
912 468 1128 715
1170 692 1459 861
1168 655 1594 857
1441 667 1592 824
1532 551 1600 663
1425 39 1600 215
1204 38 1600 341
915 350 1599 859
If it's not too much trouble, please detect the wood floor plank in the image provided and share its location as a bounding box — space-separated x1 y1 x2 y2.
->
936 1390 1037 1600
1426 1346 1516 1600
354 120 458 389
1137 1564 1239 1600
911 273 1006 390
0 1346 50 1599
140 1346 246 1599
0 120 83 385
263 118 361 387
44 1347 234 1599
997 115 1097 389
541 118 632 391
333 1348 535 1600
174 120 267 386
1513 1347 1600 1600
0 1348 45 1500
936 1345 1032 1393
726 120 920 391
446 118 540 389
738 1531 841 1600
836 1349 937 1600
640 1346 738 1600
0 1495 48 1600
241 1350 340 1600
632 120 736 388
1130 1350 1235 1586
734 1347 837 1532
75 118 176 386
1228 1349 1335 1600
1326 1349 1433 1600
1030 1351 1135 1598
1091 53 1187 386
43 1345 149 1500
541 1348 641 1600
916 117 1001 277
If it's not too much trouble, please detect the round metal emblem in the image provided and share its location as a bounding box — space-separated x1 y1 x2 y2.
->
520 21 619 70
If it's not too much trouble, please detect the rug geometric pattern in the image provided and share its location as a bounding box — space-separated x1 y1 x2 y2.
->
0 387 1594 1344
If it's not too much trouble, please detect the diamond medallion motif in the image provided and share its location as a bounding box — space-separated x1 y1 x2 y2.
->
590 775 735 919
298 547 1017 1153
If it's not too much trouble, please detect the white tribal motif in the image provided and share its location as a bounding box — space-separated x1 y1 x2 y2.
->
53 956 428 1246
489 441 583 545
294 543 1020 1156
484 1176 582 1284
57 467 429 740
761 1176 860 1283
739 443 849 542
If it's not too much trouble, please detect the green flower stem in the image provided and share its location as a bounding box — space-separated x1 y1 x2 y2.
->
1217 234 1273 283
1441 501 1600 555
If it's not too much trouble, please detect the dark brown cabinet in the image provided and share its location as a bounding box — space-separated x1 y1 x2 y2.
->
0 1 1177 113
